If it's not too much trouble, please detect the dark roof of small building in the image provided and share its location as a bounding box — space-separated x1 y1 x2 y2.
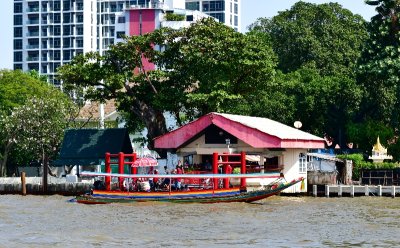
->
52 128 133 166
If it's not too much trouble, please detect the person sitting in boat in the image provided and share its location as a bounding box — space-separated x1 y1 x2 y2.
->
204 160 212 171
150 169 160 191
175 165 183 190
160 167 171 190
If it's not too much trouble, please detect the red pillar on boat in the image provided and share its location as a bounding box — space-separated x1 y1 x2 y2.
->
118 152 125 190
212 152 219 190
105 152 111 191
223 153 229 189
131 153 137 175
240 151 246 188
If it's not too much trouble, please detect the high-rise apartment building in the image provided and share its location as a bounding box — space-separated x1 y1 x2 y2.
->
13 0 240 85
185 0 240 31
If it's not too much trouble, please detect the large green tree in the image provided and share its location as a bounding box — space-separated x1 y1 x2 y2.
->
58 18 276 155
355 0 400 156
0 70 78 176
0 70 50 114
358 0 400 125
248 2 368 77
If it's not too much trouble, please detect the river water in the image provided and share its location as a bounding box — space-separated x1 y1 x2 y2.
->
1 195 400 247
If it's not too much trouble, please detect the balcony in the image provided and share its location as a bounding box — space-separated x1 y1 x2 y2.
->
27 7 40 12
27 20 39 25
27 44 39 49
27 32 40 37
27 57 39 62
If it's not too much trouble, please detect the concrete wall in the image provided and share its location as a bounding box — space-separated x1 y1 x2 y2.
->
0 177 92 195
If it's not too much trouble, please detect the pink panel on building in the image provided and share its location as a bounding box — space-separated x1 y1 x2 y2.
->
128 9 156 70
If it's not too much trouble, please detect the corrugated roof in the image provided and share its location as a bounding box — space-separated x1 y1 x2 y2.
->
52 128 133 166
216 113 324 141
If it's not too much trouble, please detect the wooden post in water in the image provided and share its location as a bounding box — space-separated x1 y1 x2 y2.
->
378 185 382 196
21 172 26 196
364 185 369 196
338 185 342 197
392 186 396 198
325 185 329 197
313 185 317 197
350 185 355 197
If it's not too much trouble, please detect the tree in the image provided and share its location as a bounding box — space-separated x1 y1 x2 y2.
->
248 2 368 77
358 0 400 126
0 93 76 176
58 18 277 155
0 70 51 115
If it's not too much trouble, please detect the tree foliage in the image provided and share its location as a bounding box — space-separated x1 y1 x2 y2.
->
358 0 400 126
58 18 276 155
0 70 77 176
248 2 368 77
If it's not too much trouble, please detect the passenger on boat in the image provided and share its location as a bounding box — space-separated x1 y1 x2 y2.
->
160 167 171 190
175 165 183 190
204 160 212 171
150 169 160 191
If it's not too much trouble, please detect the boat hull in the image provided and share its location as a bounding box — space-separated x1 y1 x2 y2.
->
76 178 303 204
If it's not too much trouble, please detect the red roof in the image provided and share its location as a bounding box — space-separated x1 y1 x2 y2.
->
154 113 325 149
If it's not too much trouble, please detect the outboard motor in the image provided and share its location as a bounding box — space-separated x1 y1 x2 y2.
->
93 180 106 190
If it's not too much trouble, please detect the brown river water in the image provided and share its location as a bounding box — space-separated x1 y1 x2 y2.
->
0 195 400 247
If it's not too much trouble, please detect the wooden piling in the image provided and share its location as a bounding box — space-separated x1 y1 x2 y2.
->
338 185 342 197
313 185 317 197
378 185 382 196
325 185 329 197
392 186 396 198
350 185 355 197
21 172 26 196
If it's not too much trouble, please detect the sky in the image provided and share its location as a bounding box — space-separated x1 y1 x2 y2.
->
0 0 377 70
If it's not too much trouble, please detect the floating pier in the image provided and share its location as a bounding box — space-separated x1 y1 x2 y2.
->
313 184 400 197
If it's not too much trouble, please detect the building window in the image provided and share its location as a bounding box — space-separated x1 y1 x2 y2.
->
118 16 125 23
234 15 238 26
63 50 70 60
14 3 23 13
63 13 71 23
63 38 70 48
14 27 22 38
54 26 61 36
54 51 61 60
63 25 70 35
14 52 23 62
209 13 224 23
54 13 61 23
186 15 193 22
14 15 22 25
53 1 61 11
210 1 224 11
116 31 125 39
54 38 61 48
14 39 23 50
77 25 84 35
186 2 199 11
14 64 23 70
299 153 307 173
77 14 84 23
76 38 83 48
234 3 238 14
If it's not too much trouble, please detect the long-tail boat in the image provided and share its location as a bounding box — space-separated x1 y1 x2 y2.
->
75 152 304 204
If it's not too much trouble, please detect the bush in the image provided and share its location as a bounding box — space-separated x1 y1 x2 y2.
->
337 153 400 180
165 13 185 21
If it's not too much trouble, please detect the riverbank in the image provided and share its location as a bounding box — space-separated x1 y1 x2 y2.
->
0 177 92 195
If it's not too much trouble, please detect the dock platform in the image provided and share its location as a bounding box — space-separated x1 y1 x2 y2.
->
313 184 400 197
